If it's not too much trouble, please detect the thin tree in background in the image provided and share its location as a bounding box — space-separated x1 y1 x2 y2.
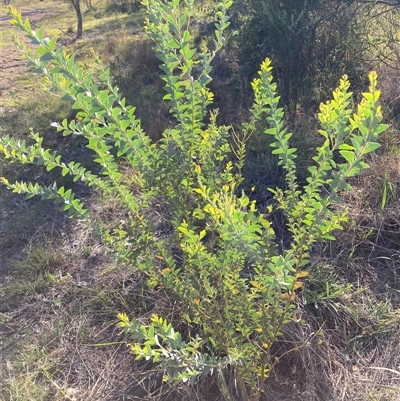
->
70 0 83 39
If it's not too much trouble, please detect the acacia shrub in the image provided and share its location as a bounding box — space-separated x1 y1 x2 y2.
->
0 2 388 400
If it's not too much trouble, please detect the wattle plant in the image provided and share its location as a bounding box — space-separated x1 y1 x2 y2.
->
1 1 387 400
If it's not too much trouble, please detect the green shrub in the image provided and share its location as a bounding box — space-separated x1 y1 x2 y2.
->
1 1 387 400
233 0 368 116
106 0 141 13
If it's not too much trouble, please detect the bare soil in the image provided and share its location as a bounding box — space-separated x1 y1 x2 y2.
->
0 5 62 105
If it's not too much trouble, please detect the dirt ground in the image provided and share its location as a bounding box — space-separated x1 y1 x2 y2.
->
0 5 63 105
0 7 165 400
0 4 65 269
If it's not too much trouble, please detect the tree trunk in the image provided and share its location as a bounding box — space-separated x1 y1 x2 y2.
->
71 0 83 39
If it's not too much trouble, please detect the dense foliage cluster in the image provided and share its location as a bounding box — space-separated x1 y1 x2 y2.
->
0 1 388 400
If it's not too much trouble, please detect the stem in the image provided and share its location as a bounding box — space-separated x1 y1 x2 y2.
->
254 354 268 401
237 371 250 401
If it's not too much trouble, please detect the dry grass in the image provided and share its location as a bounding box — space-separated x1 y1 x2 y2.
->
293 152 400 401
1 196 140 400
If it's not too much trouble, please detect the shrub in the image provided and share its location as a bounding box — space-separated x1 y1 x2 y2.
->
1 1 387 400
106 0 141 13
233 0 369 116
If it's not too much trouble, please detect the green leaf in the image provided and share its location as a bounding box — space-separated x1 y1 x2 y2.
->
362 141 380 155
166 39 181 49
340 150 354 163
183 30 191 42
338 143 354 151
40 53 54 62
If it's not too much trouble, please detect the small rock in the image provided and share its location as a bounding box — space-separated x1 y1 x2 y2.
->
65 387 78 400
